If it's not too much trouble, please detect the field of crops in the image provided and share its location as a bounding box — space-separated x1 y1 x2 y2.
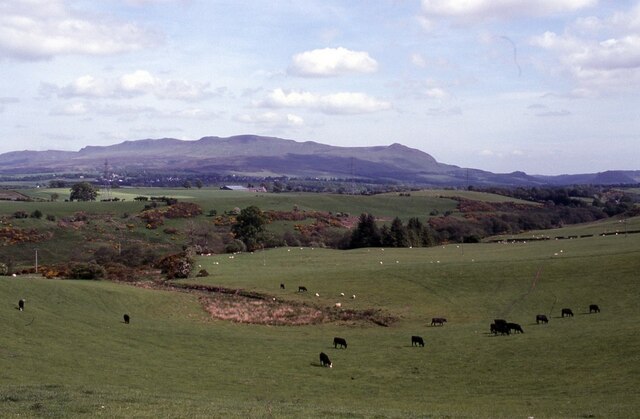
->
1 215 639 417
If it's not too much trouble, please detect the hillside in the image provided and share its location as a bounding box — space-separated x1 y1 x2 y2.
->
4 135 637 187
1 231 639 417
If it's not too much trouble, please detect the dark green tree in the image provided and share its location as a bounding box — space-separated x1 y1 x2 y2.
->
69 182 98 201
231 206 267 251
350 213 381 248
195 179 203 189
388 217 409 247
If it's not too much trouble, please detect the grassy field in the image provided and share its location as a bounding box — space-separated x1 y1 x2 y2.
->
1 221 639 417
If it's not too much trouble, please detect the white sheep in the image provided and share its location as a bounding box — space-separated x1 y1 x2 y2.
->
335 303 342 308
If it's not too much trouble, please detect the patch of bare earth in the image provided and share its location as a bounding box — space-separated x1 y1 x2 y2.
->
136 282 396 326
199 295 325 325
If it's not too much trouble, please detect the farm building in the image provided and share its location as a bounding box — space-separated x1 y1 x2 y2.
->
220 185 267 193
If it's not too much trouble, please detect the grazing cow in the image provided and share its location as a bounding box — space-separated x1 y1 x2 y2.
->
431 317 447 326
490 322 510 335
320 352 332 368
561 308 574 317
18 299 25 311
494 319 507 326
298 286 307 292
411 335 425 347
333 337 347 349
123 314 130 324
589 304 600 313
280 283 285 290
536 314 549 324
507 322 524 334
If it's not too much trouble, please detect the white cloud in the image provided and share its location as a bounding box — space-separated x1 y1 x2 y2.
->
257 88 391 115
289 47 378 77
236 112 305 127
52 70 213 101
0 0 160 60
531 4 640 94
51 102 89 115
424 87 448 99
410 53 427 68
421 0 597 21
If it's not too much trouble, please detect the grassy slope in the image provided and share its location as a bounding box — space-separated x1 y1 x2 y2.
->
1 228 639 417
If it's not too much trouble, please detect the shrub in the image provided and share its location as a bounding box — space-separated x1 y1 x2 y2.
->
30 210 43 219
13 211 28 219
68 263 105 280
46 214 56 222
155 252 194 279
225 239 246 253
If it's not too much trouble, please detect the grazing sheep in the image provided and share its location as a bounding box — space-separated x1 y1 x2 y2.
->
411 336 425 347
589 304 600 313
18 299 25 311
315 293 320 297
335 302 342 308
298 286 307 292
351 294 356 299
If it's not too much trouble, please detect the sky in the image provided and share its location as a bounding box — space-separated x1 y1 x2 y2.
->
1 0 639 175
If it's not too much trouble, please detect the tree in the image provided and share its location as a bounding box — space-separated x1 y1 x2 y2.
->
388 217 409 247
70 182 98 201
50 193 59 202
231 206 266 251
195 179 203 189
49 180 66 188
349 213 381 248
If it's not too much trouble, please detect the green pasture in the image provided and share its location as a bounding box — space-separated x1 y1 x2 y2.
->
491 214 640 241
16 187 464 221
1 230 639 417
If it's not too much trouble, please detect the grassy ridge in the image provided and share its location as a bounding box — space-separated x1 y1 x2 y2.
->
1 229 639 417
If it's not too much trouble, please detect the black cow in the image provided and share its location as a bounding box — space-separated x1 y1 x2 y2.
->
589 304 600 313
536 314 549 324
18 299 25 311
123 314 130 324
333 337 347 349
298 286 307 292
431 317 447 326
494 319 507 325
411 336 425 347
561 308 574 317
490 322 510 335
507 322 524 334
319 352 332 368
280 283 285 290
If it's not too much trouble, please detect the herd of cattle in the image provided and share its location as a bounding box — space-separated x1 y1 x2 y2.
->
490 304 600 336
318 305 602 368
14 289 601 370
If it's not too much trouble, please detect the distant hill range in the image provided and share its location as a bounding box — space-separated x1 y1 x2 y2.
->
0 135 638 186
